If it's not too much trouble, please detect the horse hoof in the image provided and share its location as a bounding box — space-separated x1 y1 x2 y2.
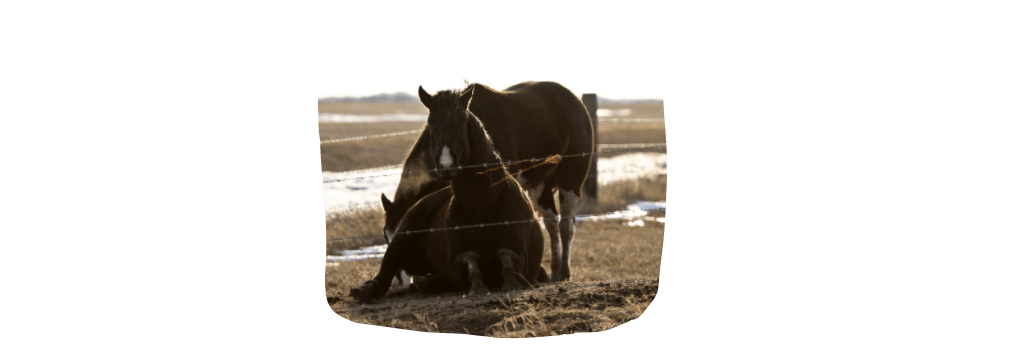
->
469 284 490 296
349 280 379 303
349 287 371 303
502 276 525 292
553 269 571 282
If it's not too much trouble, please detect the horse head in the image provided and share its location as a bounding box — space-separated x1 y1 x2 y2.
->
419 85 474 180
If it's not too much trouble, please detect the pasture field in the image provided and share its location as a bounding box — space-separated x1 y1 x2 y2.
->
326 174 666 253
318 102 666 173
321 100 666 336
326 215 664 337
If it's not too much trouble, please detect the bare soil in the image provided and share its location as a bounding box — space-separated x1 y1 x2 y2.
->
330 278 659 337
326 216 665 337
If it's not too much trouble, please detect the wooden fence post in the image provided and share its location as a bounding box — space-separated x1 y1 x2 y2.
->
582 93 598 200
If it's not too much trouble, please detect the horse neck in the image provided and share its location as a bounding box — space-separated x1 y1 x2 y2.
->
393 126 443 217
449 115 518 214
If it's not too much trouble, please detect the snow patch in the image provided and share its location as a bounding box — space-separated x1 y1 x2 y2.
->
597 108 632 117
319 113 427 123
323 152 666 214
326 202 664 265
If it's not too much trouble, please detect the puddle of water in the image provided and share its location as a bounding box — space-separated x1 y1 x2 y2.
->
326 244 389 266
576 200 666 225
596 152 667 186
323 152 666 214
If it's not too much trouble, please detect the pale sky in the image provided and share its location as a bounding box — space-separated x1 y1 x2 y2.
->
313 2 671 100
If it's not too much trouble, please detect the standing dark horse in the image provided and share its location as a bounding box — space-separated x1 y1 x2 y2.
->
350 90 545 302
380 81 593 282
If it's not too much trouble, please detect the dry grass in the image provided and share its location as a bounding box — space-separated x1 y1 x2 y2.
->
579 174 667 214
318 121 666 172
324 176 665 255
324 176 666 336
326 218 663 336
318 101 428 115
597 123 667 146
317 101 665 172
318 122 423 172
325 208 386 254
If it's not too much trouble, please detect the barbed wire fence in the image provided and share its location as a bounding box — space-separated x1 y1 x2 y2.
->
321 144 666 184
326 207 666 243
322 98 667 307
319 111 663 146
319 129 423 144
321 127 667 247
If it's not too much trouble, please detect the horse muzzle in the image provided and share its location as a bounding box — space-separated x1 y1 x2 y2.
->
435 166 460 180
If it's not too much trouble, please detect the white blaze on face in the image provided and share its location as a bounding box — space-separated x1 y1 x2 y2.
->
439 146 453 168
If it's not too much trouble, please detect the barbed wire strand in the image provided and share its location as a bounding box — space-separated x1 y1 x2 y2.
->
321 119 663 145
323 144 665 181
598 118 665 123
322 144 666 184
320 129 423 145
322 164 403 179
595 143 667 149
322 121 663 145
326 207 666 243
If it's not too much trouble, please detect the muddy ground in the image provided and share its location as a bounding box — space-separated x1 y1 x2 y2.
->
329 278 659 337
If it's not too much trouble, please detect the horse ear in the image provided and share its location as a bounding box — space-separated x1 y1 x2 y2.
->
380 193 393 213
418 86 433 109
458 86 474 111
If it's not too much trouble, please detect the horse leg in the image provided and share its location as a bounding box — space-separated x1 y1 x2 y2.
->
349 268 397 303
497 248 529 292
557 189 581 281
349 237 410 303
454 251 490 296
532 183 564 281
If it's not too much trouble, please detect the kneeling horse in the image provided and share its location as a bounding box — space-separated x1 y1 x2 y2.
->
350 88 545 302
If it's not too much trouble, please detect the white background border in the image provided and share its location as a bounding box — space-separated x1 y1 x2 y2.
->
2 1 1012 346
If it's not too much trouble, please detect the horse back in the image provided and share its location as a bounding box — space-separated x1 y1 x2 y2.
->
472 81 593 160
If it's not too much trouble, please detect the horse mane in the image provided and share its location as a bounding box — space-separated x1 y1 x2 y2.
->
465 109 505 171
